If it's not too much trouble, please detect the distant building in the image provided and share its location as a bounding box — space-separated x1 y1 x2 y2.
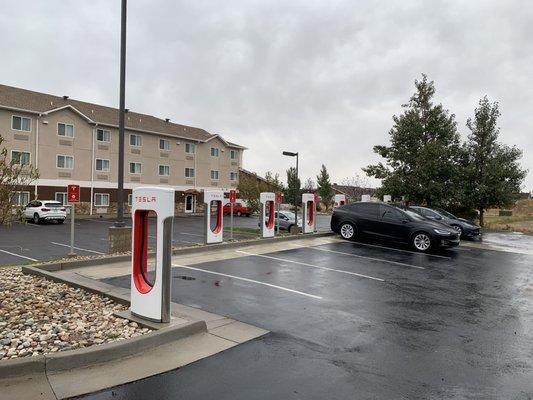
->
0 84 246 214
332 183 377 202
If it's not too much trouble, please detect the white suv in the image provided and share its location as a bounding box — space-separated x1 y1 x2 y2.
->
24 200 67 224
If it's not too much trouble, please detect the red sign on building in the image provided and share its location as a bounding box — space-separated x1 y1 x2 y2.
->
229 190 237 204
275 192 283 204
67 185 80 203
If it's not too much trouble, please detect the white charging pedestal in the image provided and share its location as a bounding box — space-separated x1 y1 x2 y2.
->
302 193 316 234
260 192 275 238
204 190 224 244
130 186 174 323
334 194 347 208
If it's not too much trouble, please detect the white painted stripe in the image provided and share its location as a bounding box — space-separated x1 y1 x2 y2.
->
236 250 384 282
88 219 116 224
179 232 204 237
310 247 425 269
0 249 37 261
50 242 104 255
342 241 451 260
173 264 322 299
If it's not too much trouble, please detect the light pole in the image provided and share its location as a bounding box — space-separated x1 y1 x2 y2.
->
115 0 127 227
282 151 299 232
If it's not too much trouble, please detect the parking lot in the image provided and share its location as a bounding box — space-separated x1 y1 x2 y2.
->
0 214 332 266
79 236 533 399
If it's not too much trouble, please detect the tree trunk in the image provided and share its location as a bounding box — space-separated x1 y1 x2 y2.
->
478 208 484 227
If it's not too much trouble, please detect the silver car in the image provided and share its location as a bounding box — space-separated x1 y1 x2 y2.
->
259 210 302 231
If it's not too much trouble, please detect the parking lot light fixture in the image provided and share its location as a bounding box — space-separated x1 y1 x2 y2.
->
282 150 299 232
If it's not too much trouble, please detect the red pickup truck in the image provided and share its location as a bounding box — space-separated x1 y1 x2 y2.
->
223 200 251 216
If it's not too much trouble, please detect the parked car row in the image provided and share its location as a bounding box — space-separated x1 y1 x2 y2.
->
331 201 480 252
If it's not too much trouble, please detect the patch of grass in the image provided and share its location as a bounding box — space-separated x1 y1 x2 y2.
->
223 227 261 235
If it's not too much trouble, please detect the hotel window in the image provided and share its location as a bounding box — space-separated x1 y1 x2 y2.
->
129 162 142 174
96 129 111 142
130 134 142 147
95 159 110 172
210 170 219 180
57 155 74 169
11 151 30 166
185 167 195 178
230 172 238 181
94 193 110 207
55 192 68 205
159 165 170 176
159 139 170 150
11 191 30 206
210 147 219 157
12 116 31 132
185 143 196 154
128 194 132 206
58 123 74 137
230 150 238 160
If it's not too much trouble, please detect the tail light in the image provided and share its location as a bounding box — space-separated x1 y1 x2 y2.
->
41 208 50 212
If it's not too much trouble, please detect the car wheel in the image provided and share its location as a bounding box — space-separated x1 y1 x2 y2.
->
33 213 41 224
412 232 432 252
57 219 64 224
451 225 463 236
339 222 356 240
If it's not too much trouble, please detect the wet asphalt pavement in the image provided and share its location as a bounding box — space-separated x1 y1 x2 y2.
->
79 240 533 400
0 214 332 266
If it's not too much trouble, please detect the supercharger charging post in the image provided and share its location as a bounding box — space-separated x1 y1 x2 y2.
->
275 191 283 234
229 189 236 241
259 192 275 238
204 190 224 244
302 193 316 234
334 194 346 208
130 187 174 323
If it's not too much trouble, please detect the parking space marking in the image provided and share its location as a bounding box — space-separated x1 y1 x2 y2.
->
310 246 425 269
173 264 323 299
341 241 452 260
179 232 204 237
0 249 37 261
236 250 385 282
50 242 104 255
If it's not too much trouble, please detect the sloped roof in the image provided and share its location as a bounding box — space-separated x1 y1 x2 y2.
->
0 84 243 147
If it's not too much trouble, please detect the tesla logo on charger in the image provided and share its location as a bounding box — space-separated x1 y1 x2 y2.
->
135 196 157 203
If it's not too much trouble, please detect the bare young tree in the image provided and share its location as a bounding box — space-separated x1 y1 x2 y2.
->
0 134 39 226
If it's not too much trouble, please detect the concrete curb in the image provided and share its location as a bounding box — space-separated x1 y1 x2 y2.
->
32 231 334 272
0 320 206 380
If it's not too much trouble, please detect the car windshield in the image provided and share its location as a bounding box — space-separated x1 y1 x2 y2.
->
45 202 62 207
402 208 426 221
435 208 456 219
282 211 296 220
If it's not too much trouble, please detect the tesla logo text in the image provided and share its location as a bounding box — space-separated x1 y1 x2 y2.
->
135 196 157 203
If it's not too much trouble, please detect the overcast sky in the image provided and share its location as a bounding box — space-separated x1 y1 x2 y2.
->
1 0 531 189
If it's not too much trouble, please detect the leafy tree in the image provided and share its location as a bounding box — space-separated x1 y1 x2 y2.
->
316 164 333 210
237 171 283 213
0 134 39 225
363 74 462 206
284 167 301 209
461 97 527 225
264 171 284 192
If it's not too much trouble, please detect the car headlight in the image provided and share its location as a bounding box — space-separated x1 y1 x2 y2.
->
434 228 452 235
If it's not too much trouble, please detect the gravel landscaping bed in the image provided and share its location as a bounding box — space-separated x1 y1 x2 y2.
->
0 267 151 360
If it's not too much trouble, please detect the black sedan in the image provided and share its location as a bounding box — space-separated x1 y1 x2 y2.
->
409 206 481 239
331 202 460 252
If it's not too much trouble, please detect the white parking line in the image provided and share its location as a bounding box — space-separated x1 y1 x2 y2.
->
236 250 384 282
173 264 322 299
342 241 452 260
310 247 425 269
0 249 37 261
179 232 204 237
50 242 104 255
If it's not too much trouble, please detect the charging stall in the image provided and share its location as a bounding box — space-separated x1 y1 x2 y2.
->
130 187 174 323
204 190 224 244
302 193 316 234
334 194 346 208
260 192 276 238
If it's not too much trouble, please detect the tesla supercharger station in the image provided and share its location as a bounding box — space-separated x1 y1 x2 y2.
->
383 195 392 203
260 192 276 238
302 193 316 234
334 194 346 208
130 187 174 323
204 190 224 244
